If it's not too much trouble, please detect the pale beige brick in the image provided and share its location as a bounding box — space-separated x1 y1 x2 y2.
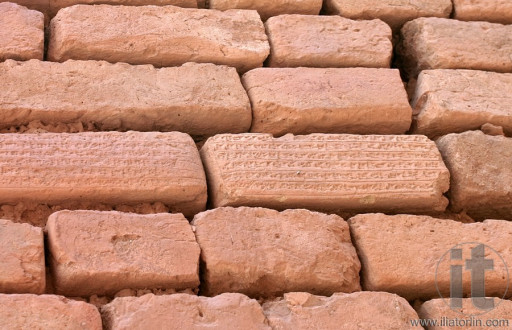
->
454 0 512 24
209 0 322 21
243 68 411 136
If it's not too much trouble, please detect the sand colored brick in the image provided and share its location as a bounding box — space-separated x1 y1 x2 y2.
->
193 207 360 298
101 293 270 330
348 213 512 300
411 70 512 138
418 298 512 329
323 0 452 30
46 210 200 296
200 134 449 214
0 220 45 294
0 3 44 61
436 131 512 220
0 60 251 135
0 294 102 329
399 18 512 77
453 0 512 24
263 292 421 329
209 0 322 21
48 5 269 72
243 68 411 136
265 15 392 68
0 132 207 217
49 0 197 16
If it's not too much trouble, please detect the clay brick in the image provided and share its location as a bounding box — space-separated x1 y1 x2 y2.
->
454 0 512 24
418 298 512 329
193 207 361 298
0 60 251 135
209 0 322 21
200 134 449 214
0 220 45 294
348 213 512 300
0 132 207 217
399 18 512 77
0 1 50 15
263 292 421 329
47 5 269 72
49 0 197 16
323 0 452 30
436 131 512 220
243 68 411 136
265 15 392 68
0 3 44 61
46 210 200 296
411 70 512 138
0 294 102 329
101 293 270 330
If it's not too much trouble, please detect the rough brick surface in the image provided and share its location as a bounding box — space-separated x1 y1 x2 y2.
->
412 70 512 138
49 0 197 15
48 5 269 72
243 68 411 136
0 3 44 61
192 207 360 298
0 0 49 15
454 0 512 24
46 210 200 296
263 292 421 329
0 132 207 217
436 131 512 220
323 0 452 30
348 214 512 300
0 294 102 330
101 293 270 330
265 15 392 68
209 0 322 21
399 18 512 77
200 134 449 214
418 298 512 329
0 220 45 294
0 60 251 135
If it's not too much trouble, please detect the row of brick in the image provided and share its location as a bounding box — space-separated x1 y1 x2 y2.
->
2 59 512 138
0 131 510 221
3 208 512 300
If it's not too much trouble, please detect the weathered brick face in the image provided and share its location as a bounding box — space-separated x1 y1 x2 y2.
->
209 0 322 21
453 0 512 24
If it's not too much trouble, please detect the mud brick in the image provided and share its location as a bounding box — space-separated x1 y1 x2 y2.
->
349 213 512 300
263 292 421 329
209 0 322 21
399 18 512 77
47 5 269 72
0 1 50 16
265 15 392 68
0 220 45 294
49 0 197 16
0 294 102 329
436 131 512 220
192 207 360 298
200 134 449 214
46 211 200 296
453 0 512 24
101 293 270 330
0 3 44 61
243 68 411 135
0 132 207 217
411 70 512 138
323 0 452 30
0 60 251 135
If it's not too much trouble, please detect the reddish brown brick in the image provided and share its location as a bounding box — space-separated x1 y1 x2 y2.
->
0 2 44 61
0 132 207 217
47 210 200 296
0 294 102 329
209 0 322 21
454 0 512 24
0 220 45 294
265 15 392 68
48 5 269 72
243 68 411 135
200 134 449 214
0 60 251 135
0 1 49 15
49 0 197 16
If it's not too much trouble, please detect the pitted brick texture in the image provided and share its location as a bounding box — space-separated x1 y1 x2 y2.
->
48 5 269 72
453 0 512 24
209 0 322 21
49 0 197 16
243 68 411 136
